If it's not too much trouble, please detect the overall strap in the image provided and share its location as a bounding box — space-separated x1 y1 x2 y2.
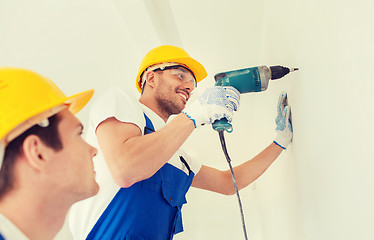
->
179 156 191 175
144 113 192 175
144 113 155 135
0 233 5 240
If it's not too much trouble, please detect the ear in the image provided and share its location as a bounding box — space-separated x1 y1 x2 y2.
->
144 71 156 89
22 135 51 171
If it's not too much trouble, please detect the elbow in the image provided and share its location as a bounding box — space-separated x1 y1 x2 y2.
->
112 164 150 188
221 177 252 196
213 184 239 196
224 188 237 196
108 153 158 188
109 155 142 188
115 175 137 188
111 164 139 188
220 171 241 196
224 180 257 196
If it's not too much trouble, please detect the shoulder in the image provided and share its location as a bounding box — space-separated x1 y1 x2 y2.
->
93 87 137 107
89 87 146 132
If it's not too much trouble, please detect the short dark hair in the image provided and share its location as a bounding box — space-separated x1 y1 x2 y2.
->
0 114 63 199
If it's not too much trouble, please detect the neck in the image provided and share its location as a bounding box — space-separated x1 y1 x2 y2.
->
139 95 170 122
0 188 71 240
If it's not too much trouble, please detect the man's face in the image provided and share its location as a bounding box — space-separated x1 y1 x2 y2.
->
47 109 98 201
153 67 195 116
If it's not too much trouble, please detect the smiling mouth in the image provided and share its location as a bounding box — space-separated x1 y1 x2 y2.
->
177 91 189 103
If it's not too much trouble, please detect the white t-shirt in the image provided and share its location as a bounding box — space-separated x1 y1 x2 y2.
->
69 88 201 240
0 214 29 240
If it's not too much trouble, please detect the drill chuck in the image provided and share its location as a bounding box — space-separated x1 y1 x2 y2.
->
270 66 299 80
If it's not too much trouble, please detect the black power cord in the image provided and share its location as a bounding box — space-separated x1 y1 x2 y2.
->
218 130 248 240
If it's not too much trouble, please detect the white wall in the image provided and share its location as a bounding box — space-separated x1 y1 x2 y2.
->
256 0 374 239
1 0 374 239
170 0 374 239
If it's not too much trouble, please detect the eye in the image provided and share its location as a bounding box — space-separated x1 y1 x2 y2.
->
177 73 184 79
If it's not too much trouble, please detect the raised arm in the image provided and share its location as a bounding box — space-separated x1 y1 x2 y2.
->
192 143 283 195
192 91 293 195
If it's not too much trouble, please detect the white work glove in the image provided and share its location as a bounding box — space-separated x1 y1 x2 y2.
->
273 91 293 149
182 86 240 128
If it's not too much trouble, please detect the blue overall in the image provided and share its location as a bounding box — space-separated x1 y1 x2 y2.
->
86 114 195 240
0 233 4 240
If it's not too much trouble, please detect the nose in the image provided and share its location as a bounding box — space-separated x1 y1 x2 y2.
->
89 143 98 158
184 80 195 92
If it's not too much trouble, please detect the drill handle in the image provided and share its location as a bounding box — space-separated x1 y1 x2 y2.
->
212 118 233 133
212 75 235 133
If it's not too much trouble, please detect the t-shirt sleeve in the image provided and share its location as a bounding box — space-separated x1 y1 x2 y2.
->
178 148 202 175
89 88 145 132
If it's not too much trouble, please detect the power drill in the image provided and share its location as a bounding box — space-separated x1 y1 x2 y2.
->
213 65 298 132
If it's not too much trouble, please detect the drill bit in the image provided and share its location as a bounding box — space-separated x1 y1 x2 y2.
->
270 66 299 80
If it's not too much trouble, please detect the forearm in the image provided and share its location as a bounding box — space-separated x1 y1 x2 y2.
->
192 142 283 195
227 142 283 193
112 113 195 187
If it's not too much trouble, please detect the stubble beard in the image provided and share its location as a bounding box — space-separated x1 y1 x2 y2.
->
155 94 184 117
154 87 185 117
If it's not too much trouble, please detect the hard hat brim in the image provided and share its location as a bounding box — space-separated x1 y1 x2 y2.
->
65 89 94 114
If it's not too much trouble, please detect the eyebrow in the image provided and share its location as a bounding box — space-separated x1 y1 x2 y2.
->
177 68 189 73
177 67 194 76
178 66 196 80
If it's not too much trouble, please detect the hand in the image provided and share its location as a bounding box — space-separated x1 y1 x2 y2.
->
182 86 240 128
273 91 293 149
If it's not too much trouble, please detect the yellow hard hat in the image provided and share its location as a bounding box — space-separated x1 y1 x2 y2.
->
0 67 94 146
136 45 207 93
